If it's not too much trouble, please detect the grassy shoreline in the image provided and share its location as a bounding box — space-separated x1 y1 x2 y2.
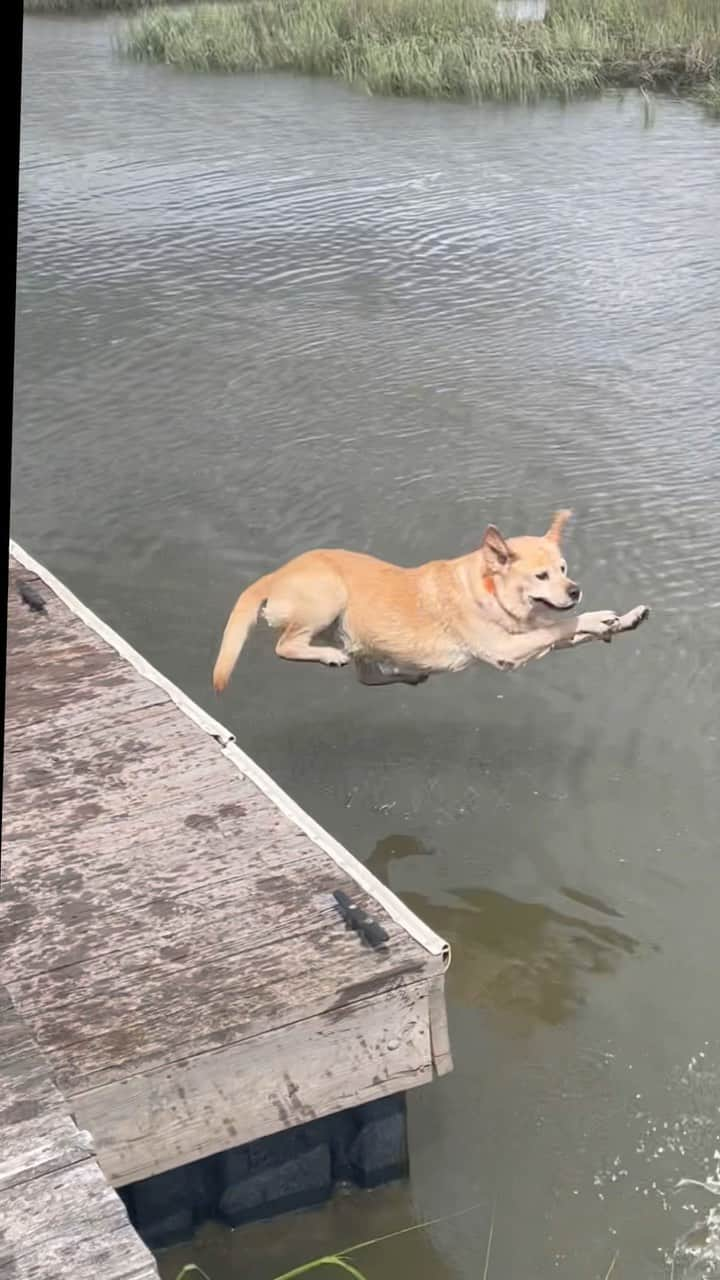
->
25 0 159 12
24 0 234 13
26 0 720 115
118 0 720 111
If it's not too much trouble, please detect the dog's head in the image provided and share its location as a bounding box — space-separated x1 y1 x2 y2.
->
480 509 581 622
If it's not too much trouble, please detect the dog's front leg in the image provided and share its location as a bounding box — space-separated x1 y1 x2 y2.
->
556 605 650 651
494 605 649 671
488 620 580 670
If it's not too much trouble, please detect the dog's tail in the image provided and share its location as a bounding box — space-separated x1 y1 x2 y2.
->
212 576 273 693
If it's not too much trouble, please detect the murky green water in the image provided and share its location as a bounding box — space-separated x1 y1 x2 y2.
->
14 16 720 1279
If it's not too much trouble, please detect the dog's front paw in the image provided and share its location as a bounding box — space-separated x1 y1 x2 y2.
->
576 609 619 638
613 604 650 633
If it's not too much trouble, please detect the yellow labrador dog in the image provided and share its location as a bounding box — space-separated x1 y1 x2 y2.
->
213 510 649 692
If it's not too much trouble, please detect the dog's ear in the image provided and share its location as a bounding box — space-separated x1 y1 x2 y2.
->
481 525 513 570
545 509 573 544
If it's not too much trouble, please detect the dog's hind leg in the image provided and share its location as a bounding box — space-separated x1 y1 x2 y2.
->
275 624 350 666
263 567 350 667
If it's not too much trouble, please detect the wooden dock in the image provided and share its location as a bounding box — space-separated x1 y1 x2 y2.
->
0 986 159 1280
2 543 451 1250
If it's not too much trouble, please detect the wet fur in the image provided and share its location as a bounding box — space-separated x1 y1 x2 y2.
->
212 509 649 693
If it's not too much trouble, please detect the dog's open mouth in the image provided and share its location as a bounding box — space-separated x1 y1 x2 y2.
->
529 596 577 611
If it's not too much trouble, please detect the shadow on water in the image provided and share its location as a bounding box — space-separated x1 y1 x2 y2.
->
368 833 646 1028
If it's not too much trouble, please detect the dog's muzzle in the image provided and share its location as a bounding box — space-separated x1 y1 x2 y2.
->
530 586 582 611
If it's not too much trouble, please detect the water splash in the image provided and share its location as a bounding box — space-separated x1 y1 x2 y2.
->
591 1046 720 1276
668 1050 720 1279
670 1158 720 1279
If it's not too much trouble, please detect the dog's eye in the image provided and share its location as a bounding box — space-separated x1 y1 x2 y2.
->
535 571 549 581
560 563 567 574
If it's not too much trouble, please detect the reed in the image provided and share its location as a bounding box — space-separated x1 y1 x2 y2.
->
25 0 166 13
118 0 720 109
171 1201 492 1280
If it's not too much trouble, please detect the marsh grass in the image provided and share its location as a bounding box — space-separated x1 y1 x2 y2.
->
25 0 162 12
253 1261 367 1280
118 0 720 109
697 76 720 112
172 1202 491 1280
24 0 233 13
171 1209 628 1280
176 1262 368 1279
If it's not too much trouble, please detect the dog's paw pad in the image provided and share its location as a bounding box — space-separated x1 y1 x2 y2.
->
619 605 650 631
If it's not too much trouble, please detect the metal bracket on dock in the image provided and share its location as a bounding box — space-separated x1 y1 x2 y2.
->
18 580 48 615
333 890 389 949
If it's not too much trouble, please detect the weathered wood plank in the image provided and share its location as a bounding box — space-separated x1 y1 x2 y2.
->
3 754 293 862
1 813 312 934
1 1160 130 1248
3 762 298 852
0 1008 62 1127
0 992 159 1279
9 867 418 978
5 864 418 994
0 1163 158 1280
0 1109 94 1191
6 583 173 731
3 701 216 818
2 746 235 863
76 978 436 1186
14 931 434 1095
8 565 112 662
0 775 280 878
0 821 314 954
6 674 171 738
3 1233 160 1280
8 638 118 685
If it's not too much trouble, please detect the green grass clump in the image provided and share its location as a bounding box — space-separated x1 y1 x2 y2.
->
176 1261 368 1279
25 0 163 12
118 0 720 109
172 1202 493 1280
697 76 720 112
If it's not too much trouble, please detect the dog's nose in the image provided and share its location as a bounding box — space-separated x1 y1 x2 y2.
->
568 583 581 603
